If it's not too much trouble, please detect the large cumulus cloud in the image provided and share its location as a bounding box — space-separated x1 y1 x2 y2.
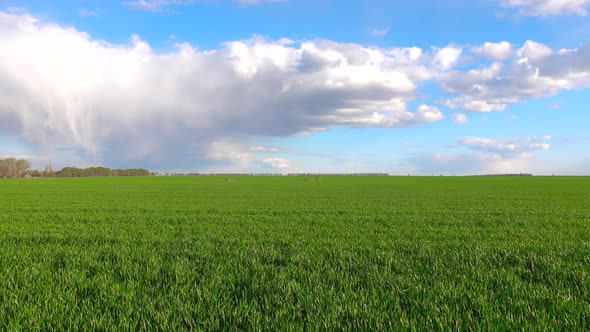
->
3 11 590 171
0 11 446 168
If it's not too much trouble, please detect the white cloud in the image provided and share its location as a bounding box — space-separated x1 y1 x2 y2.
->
433 46 463 70
122 0 285 11
5 7 28 15
439 40 590 112
456 136 551 157
122 0 192 11
203 140 292 172
0 11 443 169
370 27 389 37
407 152 533 175
517 40 553 61
4 11 589 172
237 0 287 5
261 157 291 170
79 8 100 17
472 41 513 62
501 0 590 16
441 97 508 113
406 135 551 175
451 113 469 124
207 140 250 162
415 105 445 122
249 145 281 153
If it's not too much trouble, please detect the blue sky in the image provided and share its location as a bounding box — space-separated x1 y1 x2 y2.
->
0 0 589 174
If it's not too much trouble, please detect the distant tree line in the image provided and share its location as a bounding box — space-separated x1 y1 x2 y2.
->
0 158 151 178
470 173 533 177
286 173 389 176
0 158 32 178
162 173 390 177
52 167 151 177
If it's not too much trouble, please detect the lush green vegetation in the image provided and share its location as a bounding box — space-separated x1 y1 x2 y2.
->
0 176 589 330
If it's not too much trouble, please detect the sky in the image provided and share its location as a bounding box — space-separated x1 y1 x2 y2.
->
0 0 589 175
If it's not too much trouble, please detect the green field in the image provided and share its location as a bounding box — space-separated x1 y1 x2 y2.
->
1 176 589 330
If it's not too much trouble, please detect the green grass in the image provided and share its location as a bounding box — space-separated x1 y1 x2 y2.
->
0 176 589 330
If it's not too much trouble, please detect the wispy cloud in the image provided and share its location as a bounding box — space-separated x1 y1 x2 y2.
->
260 157 291 170
236 0 287 6
122 0 195 11
405 136 552 175
249 145 281 153
80 8 100 17
500 0 590 16
451 113 468 124
6 7 28 15
370 27 389 37
122 0 286 11
455 136 551 157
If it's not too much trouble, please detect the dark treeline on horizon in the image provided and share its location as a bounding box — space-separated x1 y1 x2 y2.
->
0 158 151 178
468 173 533 177
168 173 390 176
